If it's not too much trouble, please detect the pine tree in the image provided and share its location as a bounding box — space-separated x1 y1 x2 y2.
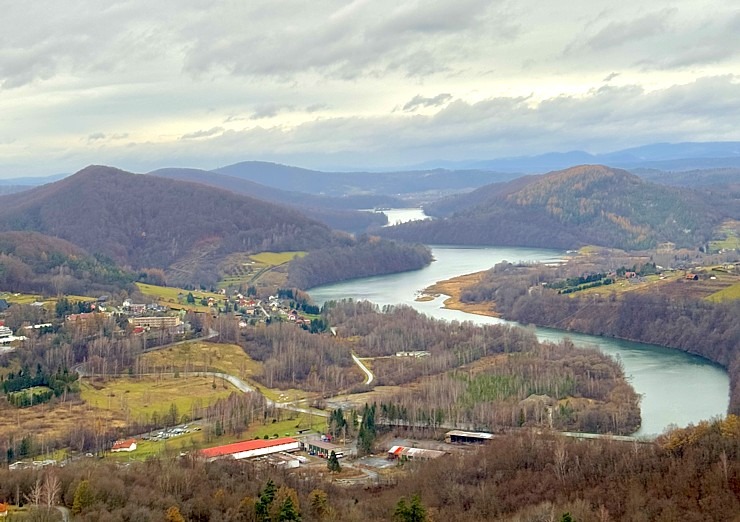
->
393 494 427 522
72 480 94 515
327 451 341 473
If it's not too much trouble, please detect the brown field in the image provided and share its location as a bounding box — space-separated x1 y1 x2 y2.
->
140 342 263 380
418 271 501 318
0 397 125 441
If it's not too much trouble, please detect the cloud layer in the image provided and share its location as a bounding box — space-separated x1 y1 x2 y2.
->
0 1 738 176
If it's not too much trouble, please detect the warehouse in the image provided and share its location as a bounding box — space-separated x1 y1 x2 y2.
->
387 446 446 461
444 430 495 444
200 437 300 461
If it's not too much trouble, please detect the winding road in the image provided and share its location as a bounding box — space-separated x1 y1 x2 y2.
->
351 354 374 385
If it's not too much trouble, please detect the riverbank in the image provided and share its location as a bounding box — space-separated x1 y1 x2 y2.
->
417 271 502 318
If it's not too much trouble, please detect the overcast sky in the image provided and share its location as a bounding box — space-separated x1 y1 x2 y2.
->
1 0 739 177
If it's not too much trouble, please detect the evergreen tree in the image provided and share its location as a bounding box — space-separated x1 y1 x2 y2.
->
327 451 341 473
72 480 94 515
358 403 377 455
393 494 427 522
278 496 301 522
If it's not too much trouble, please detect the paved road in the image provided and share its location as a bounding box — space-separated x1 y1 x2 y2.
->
351 354 374 385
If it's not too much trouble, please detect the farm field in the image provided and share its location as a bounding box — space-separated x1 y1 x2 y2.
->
218 251 305 291
135 282 222 312
0 291 95 306
141 342 262 379
80 375 237 425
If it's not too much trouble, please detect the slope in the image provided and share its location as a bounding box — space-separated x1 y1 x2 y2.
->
380 165 735 250
148 167 390 232
0 166 336 284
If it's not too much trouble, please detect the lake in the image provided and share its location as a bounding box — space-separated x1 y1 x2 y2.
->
309 243 730 437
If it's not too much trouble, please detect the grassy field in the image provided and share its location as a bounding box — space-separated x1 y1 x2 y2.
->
135 282 222 312
0 292 95 307
80 375 236 422
141 342 262 379
709 219 740 253
250 251 306 266
707 282 740 302
218 251 306 291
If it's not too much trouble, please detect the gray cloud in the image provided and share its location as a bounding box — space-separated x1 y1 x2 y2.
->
402 93 453 112
180 127 225 140
1 1 739 177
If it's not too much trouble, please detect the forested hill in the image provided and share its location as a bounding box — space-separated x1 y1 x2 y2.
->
380 165 735 250
214 160 517 197
0 165 335 275
0 231 134 295
149 167 391 233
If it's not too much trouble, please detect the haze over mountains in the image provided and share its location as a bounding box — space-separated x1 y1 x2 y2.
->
379 165 739 251
0 143 736 289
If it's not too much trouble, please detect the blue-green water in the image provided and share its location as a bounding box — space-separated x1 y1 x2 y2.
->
309 244 730 437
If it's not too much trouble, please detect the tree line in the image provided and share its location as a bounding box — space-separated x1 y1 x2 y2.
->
286 237 432 290
0 415 736 520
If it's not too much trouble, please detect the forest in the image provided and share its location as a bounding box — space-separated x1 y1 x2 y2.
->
458 261 740 415
0 416 736 521
0 231 136 295
286 238 432 289
381 165 737 251
239 301 639 434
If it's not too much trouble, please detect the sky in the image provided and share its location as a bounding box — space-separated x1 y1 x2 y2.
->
1 0 740 177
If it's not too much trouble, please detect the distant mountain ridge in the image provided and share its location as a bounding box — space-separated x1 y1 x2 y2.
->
148 167 393 233
410 141 740 173
379 165 736 251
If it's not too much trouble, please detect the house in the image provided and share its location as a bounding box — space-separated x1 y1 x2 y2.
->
111 438 137 452
685 273 699 281
0 502 8 517
0 299 9 312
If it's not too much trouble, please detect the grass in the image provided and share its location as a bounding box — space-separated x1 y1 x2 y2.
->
106 413 322 462
250 251 306 266
135 282 223 312
79 375 236 421
0 292 95 307
141 342 262 379
707 282 740 302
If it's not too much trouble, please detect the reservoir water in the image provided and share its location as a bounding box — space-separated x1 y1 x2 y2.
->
309 242 730 437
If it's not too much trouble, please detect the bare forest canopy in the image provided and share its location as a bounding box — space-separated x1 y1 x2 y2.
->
0 165 339 284
286 237 432 289
379 165 739 251
0 416 737 521
459 261 740 415
238 301 639 433
149 167 393 234
0 231 135 295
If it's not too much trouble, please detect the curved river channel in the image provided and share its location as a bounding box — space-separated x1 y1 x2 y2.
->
310 210 730 437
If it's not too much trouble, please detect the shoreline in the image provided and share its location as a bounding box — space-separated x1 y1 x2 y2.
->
417 271 502 318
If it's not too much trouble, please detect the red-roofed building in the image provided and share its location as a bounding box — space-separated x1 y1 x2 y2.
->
111 438 137 452
200 437 300 461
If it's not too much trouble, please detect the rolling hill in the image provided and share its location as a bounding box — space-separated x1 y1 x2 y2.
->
213 161 516 198
0 231 135 295
380 165 737 250
0 166 337 285
148 167 391 233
